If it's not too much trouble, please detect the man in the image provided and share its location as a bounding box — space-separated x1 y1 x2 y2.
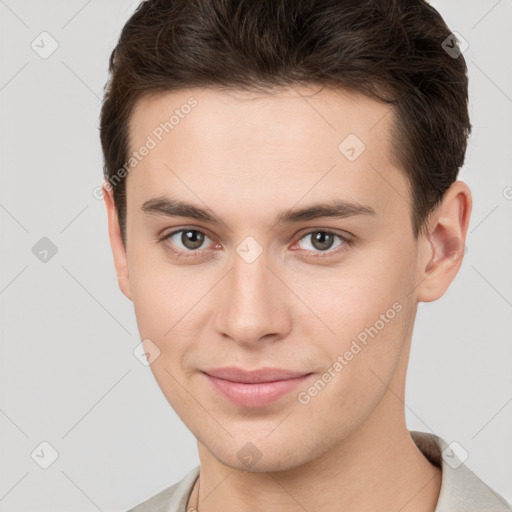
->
99 0 512 510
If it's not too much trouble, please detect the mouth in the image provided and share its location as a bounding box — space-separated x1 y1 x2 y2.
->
201 367 314 407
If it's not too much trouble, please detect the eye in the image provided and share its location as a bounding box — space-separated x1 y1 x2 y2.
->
160 228 217 256
159 227 352 260
292 229 351 258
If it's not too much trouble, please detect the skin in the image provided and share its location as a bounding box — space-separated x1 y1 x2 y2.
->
104 85 471 512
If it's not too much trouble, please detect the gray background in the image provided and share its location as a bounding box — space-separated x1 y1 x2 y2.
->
0 0 511 510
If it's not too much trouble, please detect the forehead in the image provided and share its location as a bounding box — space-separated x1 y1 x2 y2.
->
125 86 408 229
128 85 393 154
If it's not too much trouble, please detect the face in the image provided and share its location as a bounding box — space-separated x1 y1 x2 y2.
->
105 85 453 472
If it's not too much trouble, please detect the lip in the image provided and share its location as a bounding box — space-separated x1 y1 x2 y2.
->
202 367 314 407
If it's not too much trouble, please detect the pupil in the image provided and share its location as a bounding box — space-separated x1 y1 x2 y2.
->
182 230 204 249
312 231 334 251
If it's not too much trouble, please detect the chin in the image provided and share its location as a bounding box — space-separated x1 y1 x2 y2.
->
201 432 317 474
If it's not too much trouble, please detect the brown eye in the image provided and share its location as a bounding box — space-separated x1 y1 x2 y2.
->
297 230 345 253
162 229 211 252
180 230 205 250
310 231 336 251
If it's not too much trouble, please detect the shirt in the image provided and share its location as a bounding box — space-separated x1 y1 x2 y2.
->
127 430 512 511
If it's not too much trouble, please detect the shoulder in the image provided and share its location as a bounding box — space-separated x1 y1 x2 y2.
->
410 430 512 511
437 459 512 511
127 466 200 512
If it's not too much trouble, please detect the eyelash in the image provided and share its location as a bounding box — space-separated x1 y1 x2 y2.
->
159 227 353 260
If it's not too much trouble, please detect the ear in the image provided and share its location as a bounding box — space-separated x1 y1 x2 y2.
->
416 180 472 302
103 183 132 301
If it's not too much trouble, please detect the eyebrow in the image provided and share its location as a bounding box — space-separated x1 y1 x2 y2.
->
141 196 376 227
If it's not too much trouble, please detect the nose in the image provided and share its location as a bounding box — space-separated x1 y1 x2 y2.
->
214 250 293 347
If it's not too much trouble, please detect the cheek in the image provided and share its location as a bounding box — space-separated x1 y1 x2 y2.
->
127 246 214 355
126 246 181 338
291 247 414 334
292 293 413 432
288 245 416 380
128 224 417 353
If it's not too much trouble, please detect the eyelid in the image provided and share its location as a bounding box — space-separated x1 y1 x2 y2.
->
159 226 353 258
159 226 218 256
291 228 353 258
295 227 353 243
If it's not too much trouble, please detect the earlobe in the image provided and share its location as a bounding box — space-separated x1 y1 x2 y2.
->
416 181 472 303
103 183 133 301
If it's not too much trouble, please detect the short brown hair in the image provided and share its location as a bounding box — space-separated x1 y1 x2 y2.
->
99 0 471 245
